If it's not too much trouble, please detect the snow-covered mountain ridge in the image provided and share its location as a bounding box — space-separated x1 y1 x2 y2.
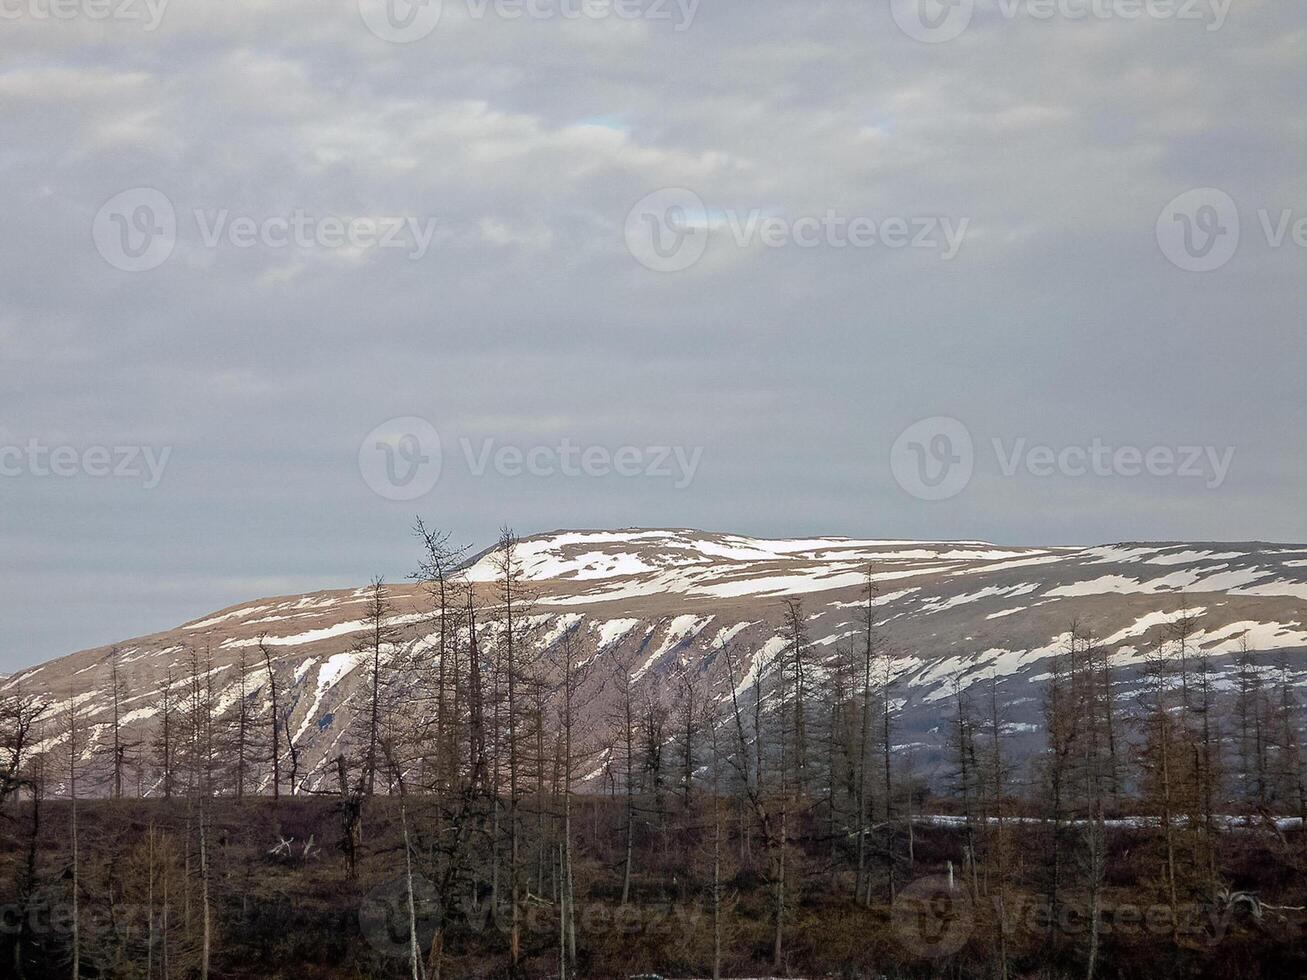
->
8 529 1307 789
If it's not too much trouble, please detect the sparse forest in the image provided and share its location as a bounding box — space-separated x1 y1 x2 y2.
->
2 527 1305 979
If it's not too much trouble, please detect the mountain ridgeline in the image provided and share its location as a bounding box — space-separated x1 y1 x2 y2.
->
6 528 1307 796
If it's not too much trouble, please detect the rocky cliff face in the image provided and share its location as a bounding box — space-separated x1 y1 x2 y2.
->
8 529 1307 792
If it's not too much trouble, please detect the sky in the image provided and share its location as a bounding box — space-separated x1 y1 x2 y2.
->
2 0 1305 670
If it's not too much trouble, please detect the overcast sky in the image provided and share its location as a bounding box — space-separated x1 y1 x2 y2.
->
2 0 1304 670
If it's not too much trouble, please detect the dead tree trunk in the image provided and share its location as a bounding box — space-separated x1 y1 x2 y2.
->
260 638 280 799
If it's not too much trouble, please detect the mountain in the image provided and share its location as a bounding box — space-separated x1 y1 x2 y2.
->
7 529 1307 792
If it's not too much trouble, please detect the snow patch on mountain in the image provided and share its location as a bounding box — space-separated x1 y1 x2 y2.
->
635 615 714 680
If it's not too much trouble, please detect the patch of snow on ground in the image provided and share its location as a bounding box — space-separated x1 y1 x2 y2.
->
1101 609 1205 646
912 656 973 701
184 605 273 631
120 706 159 725
594 618 640 648
921 583 1038 614
693 569 870 599
543 567 707 604
1046 575 1140 597
221 612 428 649
1191 621 1307 654
317 651 361 692
711 622 753 647
727 635 787 698
1145 549 1244 565
1186 567 1270 591
634 615 713 680
292 651 366 742
828 587 921 609
1082 546 1161 564
986 607 1026 619
1049 567 1272 598
1233 581 1307 600
538 613 584 648
949 554 1068 575
465 531 673 581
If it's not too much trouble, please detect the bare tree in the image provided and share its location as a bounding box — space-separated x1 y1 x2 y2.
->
854 571 880 904
181 647 216 980
717 636 785 970
1137 640 1183 946
259 636 281 799
357 576 398 796
610 645 640 907
496 528 545 973
949 678 981 899
107 647 133 799
550 626 596 978
780 598 811 796
412 519 471 795
0 689 48 808
674 673 700 812
1234 639 1269 816
1272 655 1306 823
706 708 727 980
65 694 81 980
1 688 49 978
230 648 253 799
983 673 1012 980
152 667 178 800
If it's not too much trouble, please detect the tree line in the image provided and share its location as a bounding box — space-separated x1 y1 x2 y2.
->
1 525 1305 979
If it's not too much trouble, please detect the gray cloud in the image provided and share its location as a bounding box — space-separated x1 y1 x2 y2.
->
1 0 1304 669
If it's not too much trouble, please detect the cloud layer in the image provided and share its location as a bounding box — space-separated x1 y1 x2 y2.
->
2 0 1304 667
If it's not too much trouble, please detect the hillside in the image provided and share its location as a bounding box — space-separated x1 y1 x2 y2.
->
6 529 1307 792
